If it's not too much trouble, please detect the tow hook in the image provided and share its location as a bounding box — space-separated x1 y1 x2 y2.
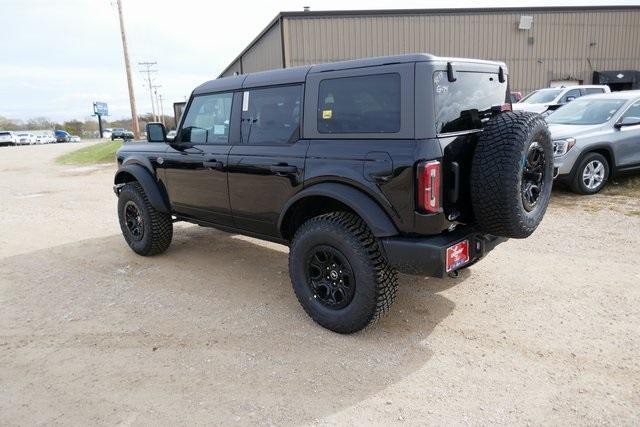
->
448 269 460 279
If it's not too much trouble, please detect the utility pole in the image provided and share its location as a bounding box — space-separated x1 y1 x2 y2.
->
115 0 140 138
158 93 166 127
138 61 158 122
152 85 162 124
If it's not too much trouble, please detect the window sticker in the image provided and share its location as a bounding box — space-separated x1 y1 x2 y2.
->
242 91 249 111
322 109 333 119
213 125 226 135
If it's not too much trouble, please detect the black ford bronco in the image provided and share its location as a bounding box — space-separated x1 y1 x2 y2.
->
114 54 553 333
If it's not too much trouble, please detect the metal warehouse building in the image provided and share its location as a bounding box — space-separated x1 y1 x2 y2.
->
219 6 640 94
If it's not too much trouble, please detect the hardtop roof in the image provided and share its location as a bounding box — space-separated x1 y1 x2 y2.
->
194 53 506 95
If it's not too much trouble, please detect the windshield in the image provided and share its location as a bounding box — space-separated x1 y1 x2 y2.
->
520 88 562 104
547 98 626 125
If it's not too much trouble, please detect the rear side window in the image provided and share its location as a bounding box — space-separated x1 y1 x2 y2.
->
433 71 508 134
180 92 233 144
317 73 401 134
241 85 302 145
584 88 605 95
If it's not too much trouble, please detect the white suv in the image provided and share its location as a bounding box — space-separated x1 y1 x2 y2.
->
514 85 610 116
0 131 16 146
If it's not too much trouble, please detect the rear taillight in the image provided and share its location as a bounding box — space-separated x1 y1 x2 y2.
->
417 160 441 213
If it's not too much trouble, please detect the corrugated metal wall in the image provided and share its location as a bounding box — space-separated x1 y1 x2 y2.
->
220 21 283 78
281 10 640 94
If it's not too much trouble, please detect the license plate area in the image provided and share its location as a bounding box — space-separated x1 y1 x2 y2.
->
445 240 470 272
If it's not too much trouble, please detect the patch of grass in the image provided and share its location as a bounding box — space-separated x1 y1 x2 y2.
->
56 141 122 165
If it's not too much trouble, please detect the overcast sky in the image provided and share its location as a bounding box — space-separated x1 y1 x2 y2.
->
1 0 638 122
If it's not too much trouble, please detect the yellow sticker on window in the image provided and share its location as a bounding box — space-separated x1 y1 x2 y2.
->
322 109 332 119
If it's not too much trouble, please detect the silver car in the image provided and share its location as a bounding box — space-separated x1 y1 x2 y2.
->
547 90 640 194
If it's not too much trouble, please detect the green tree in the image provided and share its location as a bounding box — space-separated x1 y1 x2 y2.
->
63 120 84 136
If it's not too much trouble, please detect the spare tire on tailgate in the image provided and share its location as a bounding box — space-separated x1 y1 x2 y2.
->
470 111 553 239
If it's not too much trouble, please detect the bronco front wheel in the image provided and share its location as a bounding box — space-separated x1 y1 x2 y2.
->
289 212 397 334
117 182 173 256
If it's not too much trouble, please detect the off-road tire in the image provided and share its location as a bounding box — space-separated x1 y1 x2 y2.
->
570 152 609 195
470 111 553 239
289 211 398 334
117 182 173 256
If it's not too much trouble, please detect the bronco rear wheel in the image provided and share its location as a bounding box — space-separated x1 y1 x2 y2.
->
289 212 397 334
117 182 173 256
470 111 553 239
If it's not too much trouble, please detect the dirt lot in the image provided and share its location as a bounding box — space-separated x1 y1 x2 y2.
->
1 142 639 425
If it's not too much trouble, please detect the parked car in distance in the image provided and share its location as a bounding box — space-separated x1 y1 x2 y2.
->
510 91 523 103
70 135 81 142
547 90 640 194
113 53 554 333
102 128 113 139
111 128 134 140
54 130 71 143
514 85 610 116
35 133 53 144
16 133 36 145
0 131 16 146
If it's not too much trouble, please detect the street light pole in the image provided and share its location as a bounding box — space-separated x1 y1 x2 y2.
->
115 0 140 138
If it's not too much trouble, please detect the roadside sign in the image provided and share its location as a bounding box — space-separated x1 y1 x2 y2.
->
93 102 109 116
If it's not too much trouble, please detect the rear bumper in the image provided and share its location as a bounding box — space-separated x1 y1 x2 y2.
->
380 227 506 278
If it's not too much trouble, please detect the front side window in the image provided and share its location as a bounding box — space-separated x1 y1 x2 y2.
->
180 92 233 144
317 74 401 134
560 89 581 103
241 85 302 145
621 101 640 120
433 71 508 134
547 98 626 125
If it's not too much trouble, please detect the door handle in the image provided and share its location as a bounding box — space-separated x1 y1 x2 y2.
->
270 164 298 174
203 160 223 170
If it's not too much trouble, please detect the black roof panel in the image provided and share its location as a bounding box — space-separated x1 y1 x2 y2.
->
193 74 246 95
242 65 311 88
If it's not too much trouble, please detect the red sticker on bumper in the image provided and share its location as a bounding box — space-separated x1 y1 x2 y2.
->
446 240 470 272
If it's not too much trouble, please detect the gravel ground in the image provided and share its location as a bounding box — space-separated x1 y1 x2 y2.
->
1 142 639 425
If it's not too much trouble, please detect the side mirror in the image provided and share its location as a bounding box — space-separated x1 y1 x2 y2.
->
615 116 640 128
565 96 576 103
146 122 166 142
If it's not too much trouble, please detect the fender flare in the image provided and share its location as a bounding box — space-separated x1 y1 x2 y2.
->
569 145 617 178
278 182 399 237
114 164 170 213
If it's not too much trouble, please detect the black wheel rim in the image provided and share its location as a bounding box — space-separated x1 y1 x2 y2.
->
124 201 144 241
521 141 546 212
305 245 355 309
